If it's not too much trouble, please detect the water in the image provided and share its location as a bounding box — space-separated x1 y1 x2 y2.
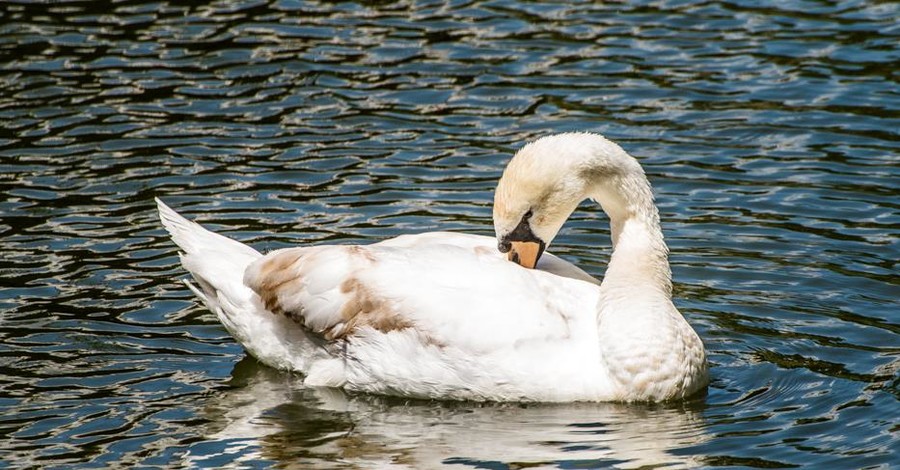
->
1 0 897 467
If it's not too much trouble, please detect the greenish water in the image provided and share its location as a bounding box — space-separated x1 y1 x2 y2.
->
1 1 897 468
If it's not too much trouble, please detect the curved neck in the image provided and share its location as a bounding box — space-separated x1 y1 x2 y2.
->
588 171 672 297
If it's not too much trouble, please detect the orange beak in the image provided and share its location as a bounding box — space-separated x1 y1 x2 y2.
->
507 241 542 269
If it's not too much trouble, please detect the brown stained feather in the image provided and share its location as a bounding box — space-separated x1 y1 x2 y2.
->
251 245 415 341
326 277 414 340
348 244 377 263
473 245 495 257
254 250 305 316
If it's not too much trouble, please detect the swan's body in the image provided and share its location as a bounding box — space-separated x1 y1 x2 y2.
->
157 133 708 402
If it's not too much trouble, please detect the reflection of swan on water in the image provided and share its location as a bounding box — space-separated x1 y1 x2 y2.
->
158 133 707 402
183 359 710 469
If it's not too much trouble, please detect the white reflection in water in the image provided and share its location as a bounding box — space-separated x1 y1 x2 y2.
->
185 361 710 469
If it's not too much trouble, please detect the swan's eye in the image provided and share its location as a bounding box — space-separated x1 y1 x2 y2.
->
523 209 533 220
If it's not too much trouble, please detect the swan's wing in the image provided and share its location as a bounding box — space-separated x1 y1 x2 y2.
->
243 232 600 353
377 232 601 286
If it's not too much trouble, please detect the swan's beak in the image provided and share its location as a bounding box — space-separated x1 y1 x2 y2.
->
508 241 544 269
498 213 547 269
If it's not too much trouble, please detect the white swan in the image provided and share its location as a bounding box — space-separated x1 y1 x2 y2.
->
156 132 708 402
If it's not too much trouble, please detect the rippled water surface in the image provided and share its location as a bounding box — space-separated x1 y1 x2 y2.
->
1 1 898 468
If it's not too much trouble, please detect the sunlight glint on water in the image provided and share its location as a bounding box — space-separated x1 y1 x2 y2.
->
0 1 897 468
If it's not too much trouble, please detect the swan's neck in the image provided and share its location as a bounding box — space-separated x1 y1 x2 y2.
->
589 172 672 297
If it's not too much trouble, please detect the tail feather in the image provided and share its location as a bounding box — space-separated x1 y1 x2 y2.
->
156 198 262 313
182 278 210 305
156 198 316 373
155 197 260 259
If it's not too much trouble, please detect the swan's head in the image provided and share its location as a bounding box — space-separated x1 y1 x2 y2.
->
493 133 605 268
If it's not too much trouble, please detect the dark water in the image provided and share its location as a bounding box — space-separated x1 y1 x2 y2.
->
1 0 898 468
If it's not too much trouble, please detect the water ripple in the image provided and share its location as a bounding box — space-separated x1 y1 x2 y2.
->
1 0 898 468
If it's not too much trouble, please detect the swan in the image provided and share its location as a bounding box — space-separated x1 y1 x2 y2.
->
156 132 708 402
